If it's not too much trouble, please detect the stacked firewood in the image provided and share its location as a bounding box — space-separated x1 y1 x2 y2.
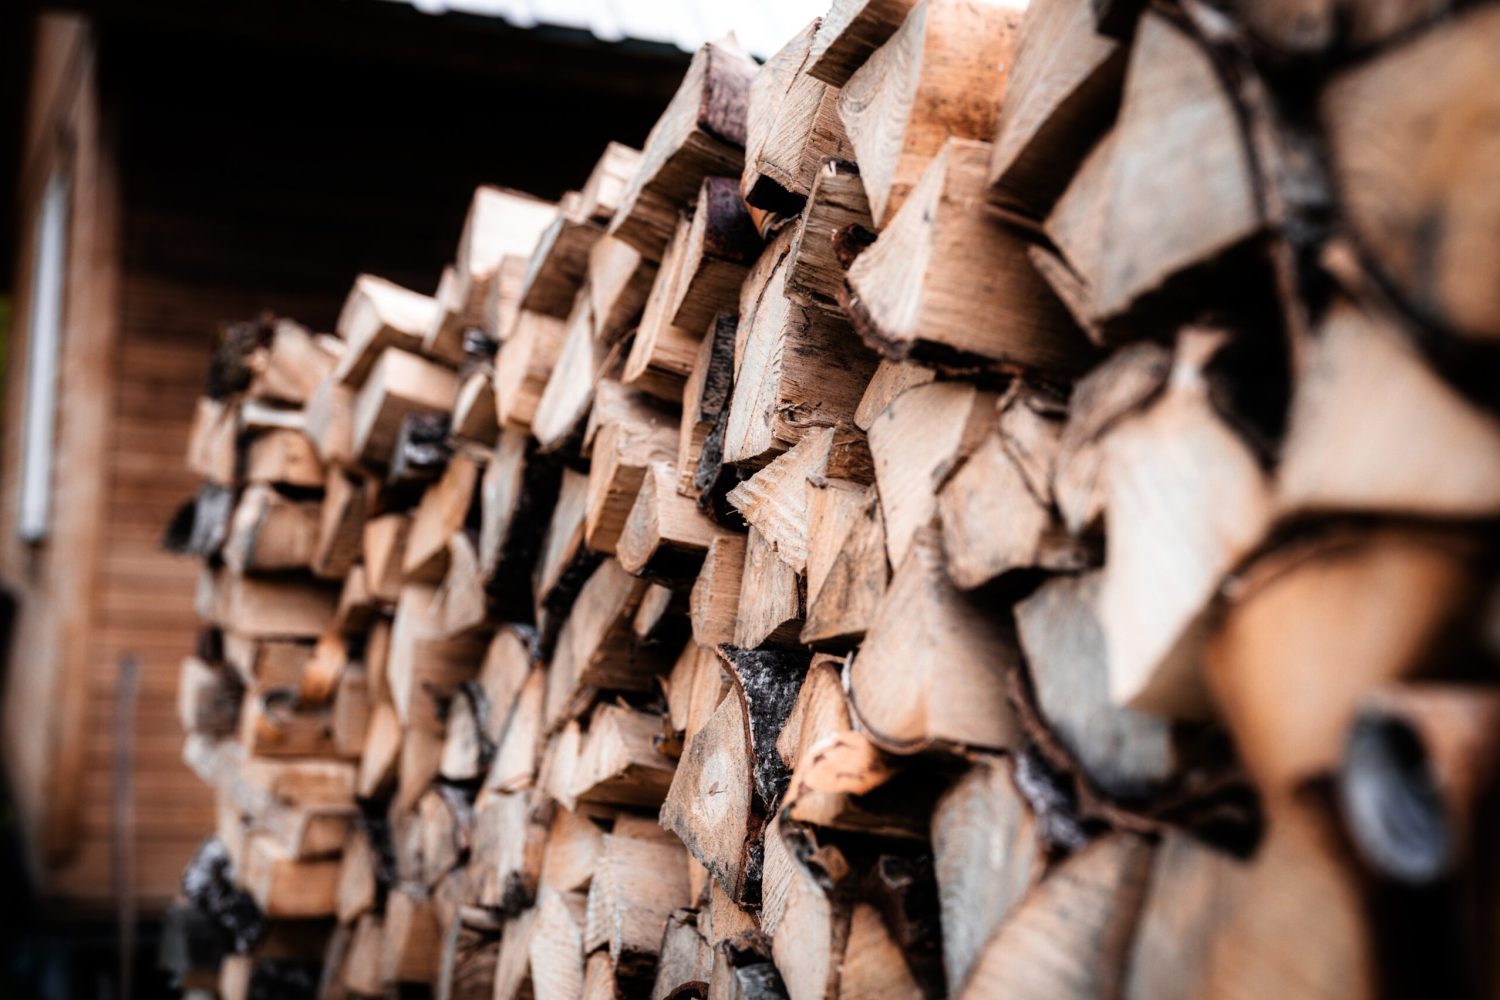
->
164 0 1500 996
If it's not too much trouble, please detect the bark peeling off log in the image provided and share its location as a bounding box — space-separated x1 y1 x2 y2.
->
719 645 812 808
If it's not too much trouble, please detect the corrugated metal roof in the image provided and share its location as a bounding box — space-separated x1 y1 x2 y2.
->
385 0 831 58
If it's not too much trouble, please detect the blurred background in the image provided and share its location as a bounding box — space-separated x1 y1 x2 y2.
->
0 1 819 995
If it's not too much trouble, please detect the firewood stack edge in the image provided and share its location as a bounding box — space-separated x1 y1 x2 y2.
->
164 0 1500 996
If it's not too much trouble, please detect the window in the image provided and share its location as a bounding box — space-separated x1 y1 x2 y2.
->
18 173 70 543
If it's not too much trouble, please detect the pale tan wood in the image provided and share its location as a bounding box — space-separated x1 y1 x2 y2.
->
938 402 1086 589
471 790 547 913
544 559 669 731
1052 340 1171 535
220 483 319 574
387 584 488 734
584 393 679 555
351 347 457 468
363 512 411 603
528 886 588 1000
1051 13 1260 326
382 885 442 985
959 834 1154 999
203 569 338 639
733 526 804 649
341 914 386 995
569 703 677 809
1323 6 1500 341
533 468 594 630
869 380 997 569
395 724 445 814
305 375 356 466
850 524 1019 751
518 206 605 320
653 910 715 999
452 367 499 447
837 0 1022 227
724 229 877 469
1122 830 1249 1000
487 666 546 794
222 634 310 690
541 807 605 895
581 951 617 1000
331 664 372 759
987 0 1125 217
437 917 500 1000
786 159 875 313
240 833 339 918
187 396 238 486
1097 330 1272 719
333 274 440 388
438 531 489 636
932 756 1042 994
438 185 556 358
357 700 402 799
769 832 849 1000
248 319 341 405
441 683 486 783
244 427 324 488
691 534 746 650
1278 300 1500 518
495 309 570 431
404 455 480 584
623 214 702 403
807 0 918 86
478 625 534 745
491 907 537 1000
584 833 692 982
531 291 608 452
743 20 854 211
845 137 1089 372
1200 801 1374 1000
669 178 761 335
609 40 759 259
588 236 658 343
1205 527 1481 801
578 142 642 223
618 459 730 580
312 467 366 580
727 427 835 576
660 694 756 902
837 902 924 999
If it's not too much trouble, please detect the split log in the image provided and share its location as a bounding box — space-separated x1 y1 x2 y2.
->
248 319 340 405
1205 527 1483 800
480 428 563 612
837 0 1022 227
518 202 605 320
351 348 457 468
869 380 997 569
304 376 355 467
678 310 738 499
533 468 598 634
726 427 838 576
691 534 746 650
588 236 658 344
451 367 499 447
332 274 439 387
486 666 545 794
245 428 323 488
1322 5 1500 341
584 833 692 984
785 159 874 313
932 756 1042 995
624 217 705 402
443 185 557 356
801 484 887 649
724 230 877 469
568 703 678 809
732 527 804 650
653 910 715 1000
495 309 570 431
177 657 242 737
383 886 442 984
959 834 1154 999
844 138 1090 373
1098 329 1272 719
670 178 760 336
742 20 854 212
618 460 730 580
529 886 589 999
531 292 608 453
311 468 366 581
661 693 758 903
807 0 918 86
240 834 340 919
584 388 679 555
1016 572 1176 800
849 524 1019 752
1277 300 1500 518
362 512 410 603
579 142 642 223
387 584 488 734
609 39 758 259
1047 12 1260 327
987 0 1125 217
220 485 319 575
404 454 480 584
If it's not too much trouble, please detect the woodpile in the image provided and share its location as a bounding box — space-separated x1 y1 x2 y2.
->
163 1 1500 997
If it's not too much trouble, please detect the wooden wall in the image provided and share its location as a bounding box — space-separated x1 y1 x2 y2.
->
2 8 686 912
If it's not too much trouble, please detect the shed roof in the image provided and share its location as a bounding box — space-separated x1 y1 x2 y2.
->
381 0 831 58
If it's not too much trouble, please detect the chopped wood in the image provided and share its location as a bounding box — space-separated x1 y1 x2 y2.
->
671 178 761 335
569 703 678 809
618 459 730 580
609 40 758 259
743 21 855 212
585 833 692 983
785 159 875 313
661 694 758 903
333 274 440 388
351 348 457 469
806 0 918 86
844 138 1091 373
732 526 804 650
495 309 570 431
678 310 738 498
837 0 1022 227
588 236 658 343
245 427 323 488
